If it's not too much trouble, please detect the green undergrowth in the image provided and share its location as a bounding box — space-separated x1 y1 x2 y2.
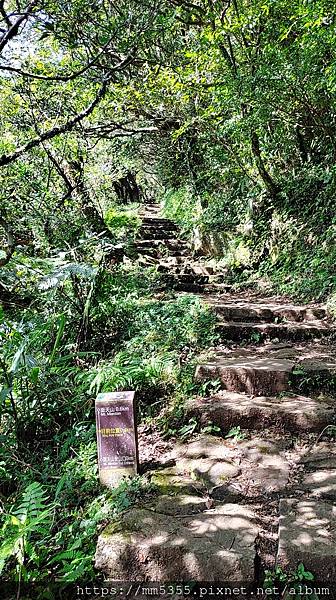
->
256 217 336 302
163 169 336 303
104 205 142 241
0 263 218 591
162 186 201 236
0 473 154 596
226 217 335 302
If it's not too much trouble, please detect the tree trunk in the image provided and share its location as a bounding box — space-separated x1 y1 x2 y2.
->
251 131 279 199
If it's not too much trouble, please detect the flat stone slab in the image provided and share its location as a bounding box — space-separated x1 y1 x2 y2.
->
277 499 336 580
195 343 336 395
302 469 336 500
157 436 241 490
186 392 335 432
180 458 240 488
238 438 290 492
301 442 336 470
217 321 333 342
151 466 204 495
135 238 187 249
95 502 259 581
150 494 209 516
195 356 293 395
174 434 235 462
204 297 327 323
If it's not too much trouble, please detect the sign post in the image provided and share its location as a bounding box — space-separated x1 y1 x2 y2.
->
95 391 138 488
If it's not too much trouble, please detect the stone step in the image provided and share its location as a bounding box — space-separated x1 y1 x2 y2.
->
95 496 260 582
172 282 208 293
135 238 188 250
136 247 190 259
163 273 209 285
277 499 336 581
160 256 186 266
141 220 178 230
157 262 187 272
141 433 293 506
186 391 335 433
301 441 336 470
300 442 336 500
158 262 215 276
140 203 160 209
139 228 178 240
216 321 334 342
168 434 290 496
208 301 328 323
195 344 336 395
139 206 161 217
203 283 233 294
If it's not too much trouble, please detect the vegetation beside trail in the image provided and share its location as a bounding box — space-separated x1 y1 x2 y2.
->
1 0 336 594
0 263 217 590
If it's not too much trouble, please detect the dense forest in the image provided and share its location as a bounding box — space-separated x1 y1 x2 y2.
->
1 0 336 597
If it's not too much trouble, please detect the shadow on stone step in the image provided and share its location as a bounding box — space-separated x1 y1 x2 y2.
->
277 498 336 582
139 457 176 475
94 496 261 587
186 392 335 433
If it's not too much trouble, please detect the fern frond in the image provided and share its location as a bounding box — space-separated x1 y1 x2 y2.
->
38 262 97 291
13 482 49 522
49 549 80 563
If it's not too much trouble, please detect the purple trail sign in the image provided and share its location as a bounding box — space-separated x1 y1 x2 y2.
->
95 391 138 488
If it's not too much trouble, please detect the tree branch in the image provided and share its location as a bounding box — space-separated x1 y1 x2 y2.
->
0 212 16 267
85 123 159 138
0 0 37 55
251 130 279 198
0 45 135 81
0 0 12 27
0 79 108 167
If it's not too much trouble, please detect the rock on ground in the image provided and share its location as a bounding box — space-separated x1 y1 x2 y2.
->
277 499 336 581
238 438 290 493
95 499 259 582
301 469 336 500
186 391 335 433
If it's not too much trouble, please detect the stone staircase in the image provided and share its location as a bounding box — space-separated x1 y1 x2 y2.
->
134 203 229 292
95 204 336 590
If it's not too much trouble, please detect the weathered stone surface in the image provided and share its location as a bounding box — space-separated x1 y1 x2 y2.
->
277 499 336 580
151 466 204 495
172 435 240 489
302 469 336 500
211 304 274 322
217 321 333 342
174 283 207 293
274 306 327 322
195 356 293 395
174 434 235 461
164 273 209 285
238 438 290 492
135 238 188 250
150 494 208 516
301 442 336 470
140 229 178 240
186 392 335 432
195 349 336 395
206 299 328 323
95 503 259 581
181 458 240 488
